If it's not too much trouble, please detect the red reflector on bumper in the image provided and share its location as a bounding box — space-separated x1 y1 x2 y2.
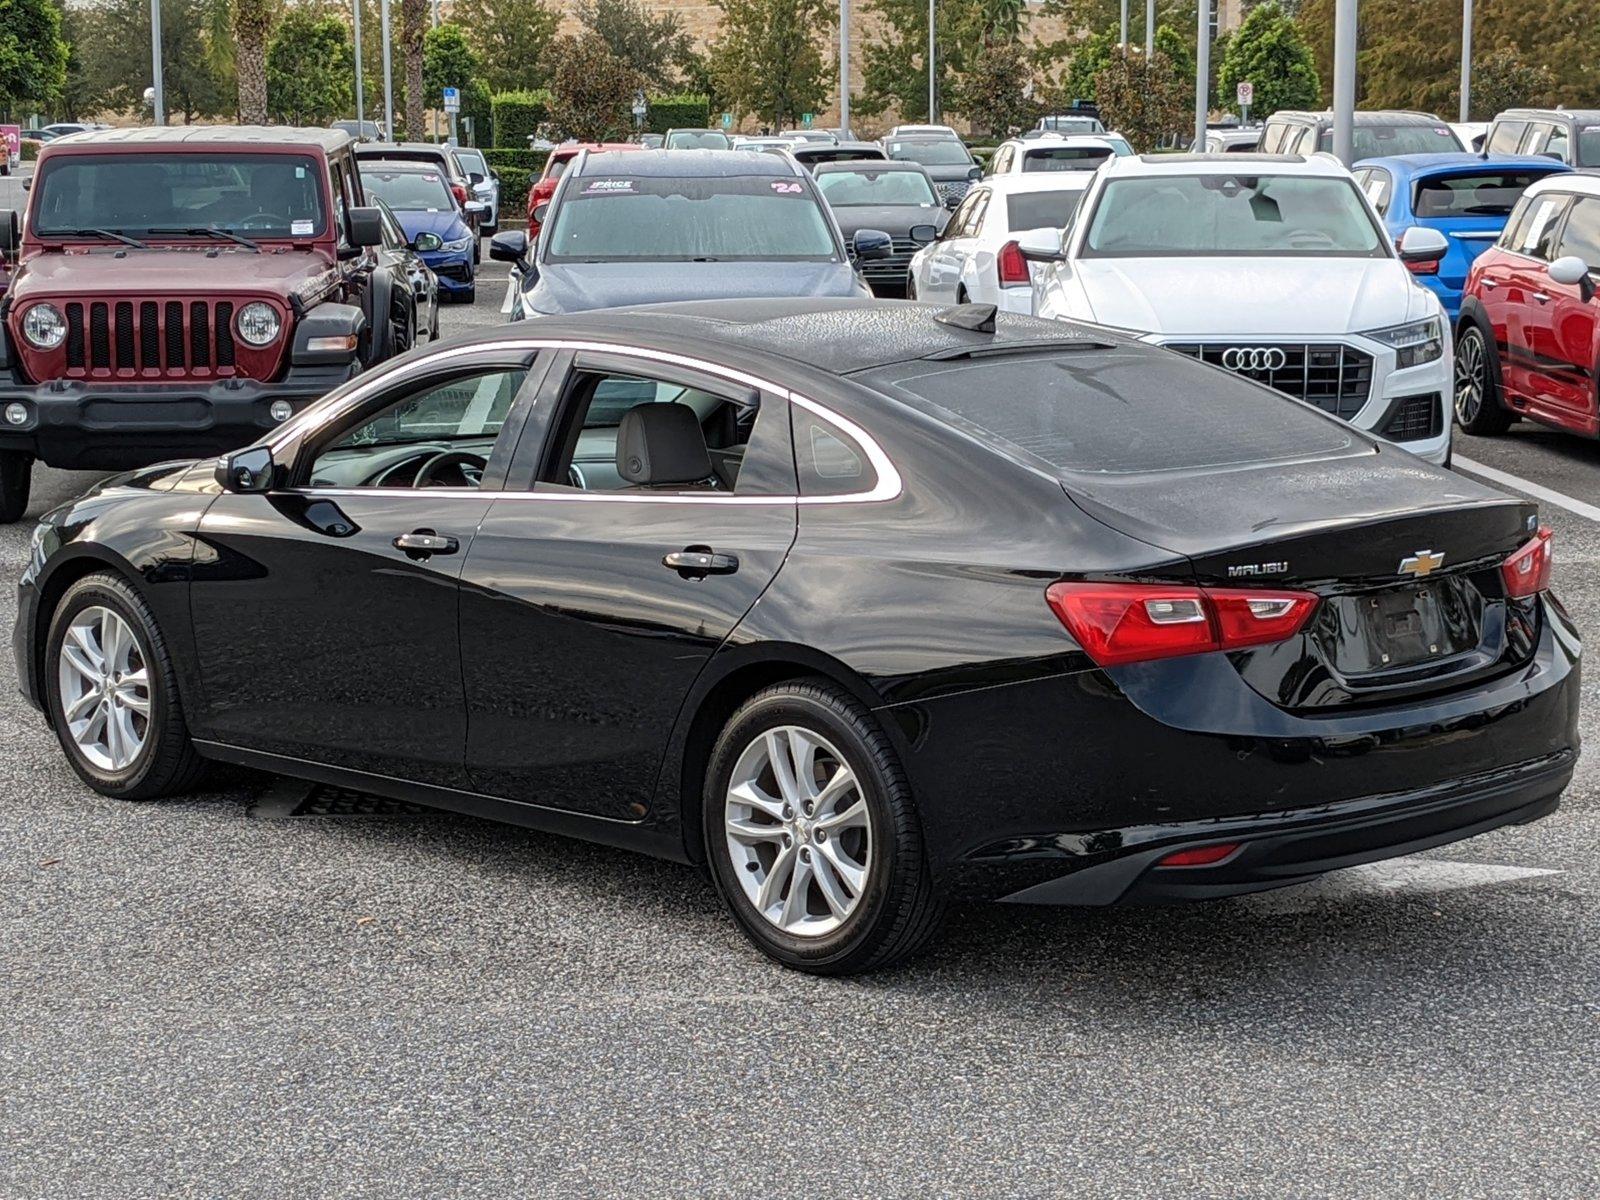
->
1155 842 1241 868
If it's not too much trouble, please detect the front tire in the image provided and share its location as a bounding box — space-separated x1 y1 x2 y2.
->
703 681 944 974
0 450 32 523
1454 323 1513 435
44 572 206 800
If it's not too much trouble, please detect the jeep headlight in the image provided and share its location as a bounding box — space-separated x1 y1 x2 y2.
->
21 303 66 350
443 235 473 253
235 302 281 347
1367 317 1443 369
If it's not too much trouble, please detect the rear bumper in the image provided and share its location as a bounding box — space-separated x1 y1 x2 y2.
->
0 364 356 469
990 751 1571 905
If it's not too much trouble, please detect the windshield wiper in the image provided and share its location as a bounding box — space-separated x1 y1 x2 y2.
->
67 227 149 249
148 226 261 252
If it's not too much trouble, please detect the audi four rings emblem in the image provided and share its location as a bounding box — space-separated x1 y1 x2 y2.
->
1221 347 1288 372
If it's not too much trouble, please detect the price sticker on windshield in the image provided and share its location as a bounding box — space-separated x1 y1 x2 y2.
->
291 219 313 235
584 179 635 194
770 181 804 194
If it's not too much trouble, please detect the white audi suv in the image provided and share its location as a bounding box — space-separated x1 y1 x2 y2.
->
1024 153 1454 465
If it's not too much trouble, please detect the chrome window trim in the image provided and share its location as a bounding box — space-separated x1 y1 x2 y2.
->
278 336 903 506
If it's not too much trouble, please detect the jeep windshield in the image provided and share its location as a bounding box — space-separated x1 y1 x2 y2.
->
1081 173 1387 258
31 153 329 240
543 175 837 262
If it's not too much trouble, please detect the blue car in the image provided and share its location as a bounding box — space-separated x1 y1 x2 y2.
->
1352 152 1572 319
359 163 478 302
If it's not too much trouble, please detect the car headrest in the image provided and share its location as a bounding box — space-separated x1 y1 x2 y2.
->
615 402 712 487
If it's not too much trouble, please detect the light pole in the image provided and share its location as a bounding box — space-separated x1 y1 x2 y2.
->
1146 0 1154 57
1193 0 1209 149
381 0 394 140
1120 0 1128 47
1458 0 1473 123
839 0 850 136
354 0 366 134
1331 0 1357 165
927 0 935 122
431 0 440 141
150 0 165 125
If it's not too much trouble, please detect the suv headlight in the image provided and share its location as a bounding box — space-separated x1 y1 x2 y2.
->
235 302 281 347
1366 317 1443 369
443 235 473 253
21 303 66 349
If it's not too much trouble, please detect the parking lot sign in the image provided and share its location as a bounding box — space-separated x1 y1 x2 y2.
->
721 112 732 129
442 86 460 113
1236 81 1253 108
802 113 814 127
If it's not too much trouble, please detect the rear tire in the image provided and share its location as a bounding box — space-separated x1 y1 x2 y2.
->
1454 323 1513 435
44 572 206 800
703 680 945 975
0 451 32 523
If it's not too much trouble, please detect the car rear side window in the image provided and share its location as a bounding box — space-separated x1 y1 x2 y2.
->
1485 121 1526 155
793 406 878 497
1555 198 1600 270
862 351 1355 476
1510 193 1570 259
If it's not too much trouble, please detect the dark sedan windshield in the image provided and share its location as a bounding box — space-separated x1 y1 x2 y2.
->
545 175 836 261
1318 124 1463 156
32 152 328 239
361 169 455 211
886 140 973 167
817 170 937 206
1023 146 1114 172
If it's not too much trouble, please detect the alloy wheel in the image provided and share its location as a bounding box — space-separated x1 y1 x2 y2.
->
1455 332 1484 424
724 725 873 937
56 605 151 772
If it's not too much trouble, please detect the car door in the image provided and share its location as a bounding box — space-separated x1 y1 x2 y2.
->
1539 195 1600 431
457 349 799 819
377 198 435 330
1501 191 1574 406
926 188 987 300
187 350 547 787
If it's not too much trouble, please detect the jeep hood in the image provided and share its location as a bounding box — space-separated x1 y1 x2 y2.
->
527 260 865 315
1072 257 1433 335
10 246 338 303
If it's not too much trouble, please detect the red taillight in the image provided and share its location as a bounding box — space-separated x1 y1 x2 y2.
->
452 182 469 207
997 240 1030 286
1045 581 1319 667
1156 842 1241 868
1501 525 1553 597
1405 256 1440 277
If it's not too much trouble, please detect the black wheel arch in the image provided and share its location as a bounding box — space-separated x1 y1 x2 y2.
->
29 547 160 725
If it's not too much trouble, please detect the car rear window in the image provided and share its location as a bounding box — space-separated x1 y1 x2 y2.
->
861 350 1355 475
1318 124 1464 156
1413 171 1554 217
1005 190 1085 232
1022 146 1113 172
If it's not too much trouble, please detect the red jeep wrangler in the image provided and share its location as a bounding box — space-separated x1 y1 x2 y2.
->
0 126 405 521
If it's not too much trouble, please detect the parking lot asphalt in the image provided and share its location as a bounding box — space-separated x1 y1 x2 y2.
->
3 258 1599 1198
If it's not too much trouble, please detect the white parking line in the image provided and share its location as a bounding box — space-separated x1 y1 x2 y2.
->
1241 855 1561 914
1455 455 1600 524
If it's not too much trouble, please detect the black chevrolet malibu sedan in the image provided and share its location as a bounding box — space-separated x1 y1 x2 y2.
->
14 299 1579 974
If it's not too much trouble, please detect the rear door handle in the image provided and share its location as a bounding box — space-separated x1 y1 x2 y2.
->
1480 278 1498 290
393 529 459 558
663 548 739 577
1533 292 1552 304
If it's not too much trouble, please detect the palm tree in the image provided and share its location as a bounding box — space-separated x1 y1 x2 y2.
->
402 0 425 139
232 0 273 122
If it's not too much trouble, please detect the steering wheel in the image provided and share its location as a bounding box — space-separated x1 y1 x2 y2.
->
414 449 488 488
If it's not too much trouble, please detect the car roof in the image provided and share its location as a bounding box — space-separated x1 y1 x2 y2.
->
44 125 352 152
1269 110 1451 126
978 172 1098 195
1355 152 1573 176
1495 109 1600 122
550 142 641 160
793 141 884 157
1523 173 1600 201
358 160 446 173
447 298 1120 376
813 160 929 175
575 149 803 177
1006 134 1119 149
1097 152 1338 176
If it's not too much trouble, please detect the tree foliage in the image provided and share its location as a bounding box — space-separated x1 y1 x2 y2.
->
423 23 479 108
1217 1 1317 118
266 9 352 125
576 0 693 92
0 0 69 111
73 0 231 121
1297 0 1600 113
952 40 1037 137
1093 46 1186 151
1468 47 1556 122
454 0 559 94
708 0 831 129
857 0 1022 121
547 33 641 142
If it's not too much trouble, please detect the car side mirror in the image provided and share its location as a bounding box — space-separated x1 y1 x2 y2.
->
346 206 383 247
909 223 939 245
852 228 893 260
468 171 485 186
1397 226 1449 265
489 230 529 264
1015 226 1066 262
413 231 443 252
215 445 276 494
1549 254 1595 300
967 166 983 181
465 200 487 215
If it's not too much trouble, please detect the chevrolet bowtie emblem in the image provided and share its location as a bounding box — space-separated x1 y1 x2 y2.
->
1399 550 1445 577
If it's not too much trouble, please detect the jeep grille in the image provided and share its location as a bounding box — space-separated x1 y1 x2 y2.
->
63 300 238 377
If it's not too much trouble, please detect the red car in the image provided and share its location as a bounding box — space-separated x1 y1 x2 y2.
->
527 142 644 236
1456 174 1600 438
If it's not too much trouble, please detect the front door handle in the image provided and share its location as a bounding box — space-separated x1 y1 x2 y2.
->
1533 292 1552 304
393 529 459 558
1480 278 1498 290
663 548 739 578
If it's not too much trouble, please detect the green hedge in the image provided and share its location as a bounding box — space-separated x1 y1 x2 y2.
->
491 89 551 148
20 139 40 162
645 93 710 134
483 148 549 215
